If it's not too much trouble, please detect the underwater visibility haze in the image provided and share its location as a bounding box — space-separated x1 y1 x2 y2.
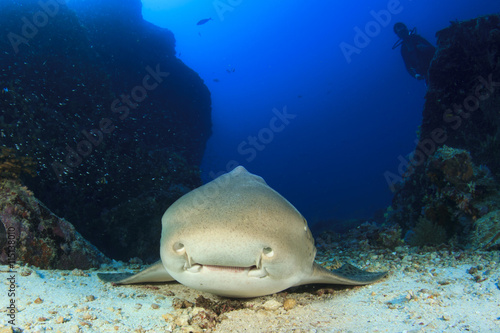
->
1 0 500 263
140 0 500 227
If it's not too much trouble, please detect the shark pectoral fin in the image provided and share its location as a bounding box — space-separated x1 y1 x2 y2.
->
97 261 175 284
299 263 388 286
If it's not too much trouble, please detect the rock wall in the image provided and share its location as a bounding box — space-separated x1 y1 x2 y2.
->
387 15 500 250
0 179 110 269
0 0 212 261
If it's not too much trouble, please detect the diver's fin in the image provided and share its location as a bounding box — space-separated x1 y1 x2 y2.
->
97 261 175 284
299 263 387 286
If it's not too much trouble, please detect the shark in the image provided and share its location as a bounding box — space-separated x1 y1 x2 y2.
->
98 166 387 298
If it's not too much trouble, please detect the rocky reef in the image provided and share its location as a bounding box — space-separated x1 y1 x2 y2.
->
387 15 500 250
0 0 211 261
0 179 110 269
0 147 36 179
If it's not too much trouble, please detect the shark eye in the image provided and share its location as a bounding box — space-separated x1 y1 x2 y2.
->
263 247 274 258
173 242 185 254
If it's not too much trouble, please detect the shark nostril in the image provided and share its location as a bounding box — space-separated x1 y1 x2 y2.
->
263 247 274 258
173 242 185 254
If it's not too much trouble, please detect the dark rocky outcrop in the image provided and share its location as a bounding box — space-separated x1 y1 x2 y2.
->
0 179 110 269
387 15 500 249
0 0 212 261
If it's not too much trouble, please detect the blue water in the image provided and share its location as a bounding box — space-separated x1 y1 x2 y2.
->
141 0 499 227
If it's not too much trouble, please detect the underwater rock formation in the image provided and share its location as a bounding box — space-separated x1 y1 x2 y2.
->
0 0 211 261
0 179 110 269
390 144 499 248
470 210 500 250
422 14 500 172
388 14 500 249
0 147 36 180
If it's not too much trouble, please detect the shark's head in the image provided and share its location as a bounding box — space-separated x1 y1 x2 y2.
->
159 166 316 297
98 166 387 297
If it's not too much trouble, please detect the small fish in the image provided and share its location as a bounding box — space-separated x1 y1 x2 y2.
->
213 78 220 82
197 18 212 25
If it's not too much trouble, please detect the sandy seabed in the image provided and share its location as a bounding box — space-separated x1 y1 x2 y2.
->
0 248 499 333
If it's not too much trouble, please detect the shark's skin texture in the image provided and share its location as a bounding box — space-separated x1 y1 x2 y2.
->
99 166 387 297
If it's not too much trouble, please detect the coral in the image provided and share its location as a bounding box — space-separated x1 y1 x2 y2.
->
0 179 110 269
422 146 496 218
408 218 448 247
0 146 36 179
470 210 500 250
426 146 482 192
169 295 244 330
376 224 404 249
390 143 499 248
195 295 245 316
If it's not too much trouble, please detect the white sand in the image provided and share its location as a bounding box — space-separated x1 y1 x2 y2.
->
0 249 499 332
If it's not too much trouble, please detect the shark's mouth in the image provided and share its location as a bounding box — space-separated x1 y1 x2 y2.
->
204 264 255 273
174 243 274 278
184 262 268 278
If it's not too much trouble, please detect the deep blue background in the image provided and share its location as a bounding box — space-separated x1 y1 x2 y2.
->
141 0 499 228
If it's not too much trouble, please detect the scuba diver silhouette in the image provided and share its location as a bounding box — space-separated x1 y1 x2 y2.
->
392 22 436 84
